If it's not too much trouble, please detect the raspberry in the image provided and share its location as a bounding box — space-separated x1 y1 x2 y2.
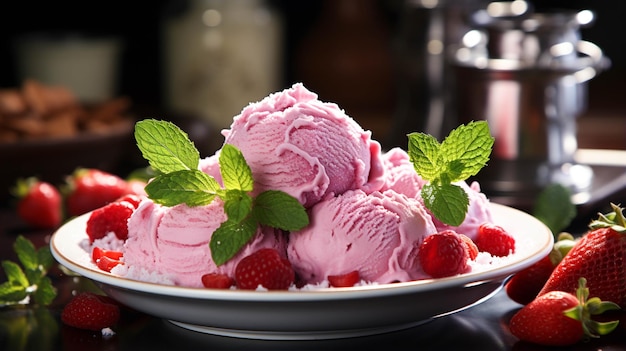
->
475 223 516 257
459 233 479 260
61 292 120 331
328 270 360 287
234 248 294 290
86 200 135 242
201 273 234 289
419 230 470 278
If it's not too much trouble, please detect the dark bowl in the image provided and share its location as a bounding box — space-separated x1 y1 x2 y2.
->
0 120 135 207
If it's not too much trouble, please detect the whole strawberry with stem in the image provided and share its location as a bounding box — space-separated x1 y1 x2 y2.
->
538 203 626 308
509 277 620 346
65 168 130 217
13 177 62 229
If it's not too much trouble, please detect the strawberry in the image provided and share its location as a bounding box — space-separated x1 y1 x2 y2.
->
65 168 129 217
234 248 295 290
475 222 516 257
61 292 121 331
418 230 470 278
505 233 577 305
328 270 360 287
13 178 62 229
86 200 135 242
92 247 124 272
538 203 626 308
201 273 234 289
509 278 620 346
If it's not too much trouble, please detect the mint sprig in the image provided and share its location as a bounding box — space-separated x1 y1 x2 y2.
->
135 119 309 265
408 121 494 226
0 235 57 306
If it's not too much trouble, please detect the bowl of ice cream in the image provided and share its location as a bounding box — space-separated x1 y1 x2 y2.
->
50 202 553 340
0 80 135 206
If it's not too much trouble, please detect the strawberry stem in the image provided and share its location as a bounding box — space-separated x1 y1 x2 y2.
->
563 278 620 339
588 203 626 233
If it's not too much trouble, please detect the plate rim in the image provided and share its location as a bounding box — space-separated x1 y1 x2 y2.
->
50 202 554 302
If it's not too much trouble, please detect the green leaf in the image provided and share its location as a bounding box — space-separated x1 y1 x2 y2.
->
37 246 54 273
0 282 28 304
409 121 493 226
135 119 200 174
407 132 442 181
210 217 259 266
253 190 309 231
145 170 222 207
439 120 494 182
220 144 254 192
223 190 253 223
2 261 29 288
32 277 57 306
14 235 38 272
533 183 576 234
421 183 469 226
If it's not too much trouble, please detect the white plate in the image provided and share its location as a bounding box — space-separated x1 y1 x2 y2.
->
50 203 553 340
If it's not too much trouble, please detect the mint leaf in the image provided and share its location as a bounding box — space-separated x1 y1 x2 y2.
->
145 170 223 207
254 190 310 231
408 121 493 225
14 235 38 272
421 183 469 226
223 189 254 223
407 132 442 181
533 183 576 234
210 217 259 266
33 277 56 306
2 261 28 288
220 144 254 192
0 236 57 306
135 119 200 173
439 121 493 182
0 282 27 304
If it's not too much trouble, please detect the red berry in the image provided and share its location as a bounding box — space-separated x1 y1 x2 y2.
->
418 230 470 278
328 270 360 287
509 278 620 346
61 292 121 331
475 223 516 257
86 201 135 242
14 178 62 229
505 254 556 305
114 193 143 208
459 233 479 260
92 247 123 261
234 248 294 290
201 273 234 289
92 247 124 273
65 168 129 217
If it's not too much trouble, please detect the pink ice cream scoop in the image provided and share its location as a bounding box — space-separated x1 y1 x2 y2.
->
121 198 287 287
287 189 437 284
379 147 427 198
220 83 385 208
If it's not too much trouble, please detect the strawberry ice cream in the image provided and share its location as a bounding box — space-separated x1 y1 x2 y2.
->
379 147 427 198
219 83 385 208
287 189 437 284
116 198 287 287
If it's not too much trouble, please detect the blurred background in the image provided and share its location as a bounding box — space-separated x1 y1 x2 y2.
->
0 0 624 211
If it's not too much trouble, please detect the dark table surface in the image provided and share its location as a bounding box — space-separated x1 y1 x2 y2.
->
2 197 626 351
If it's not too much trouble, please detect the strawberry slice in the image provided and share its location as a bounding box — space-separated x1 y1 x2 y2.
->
201 273 234 289
328 270 360 287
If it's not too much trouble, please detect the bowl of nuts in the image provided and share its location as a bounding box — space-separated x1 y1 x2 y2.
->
0 79 136 206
